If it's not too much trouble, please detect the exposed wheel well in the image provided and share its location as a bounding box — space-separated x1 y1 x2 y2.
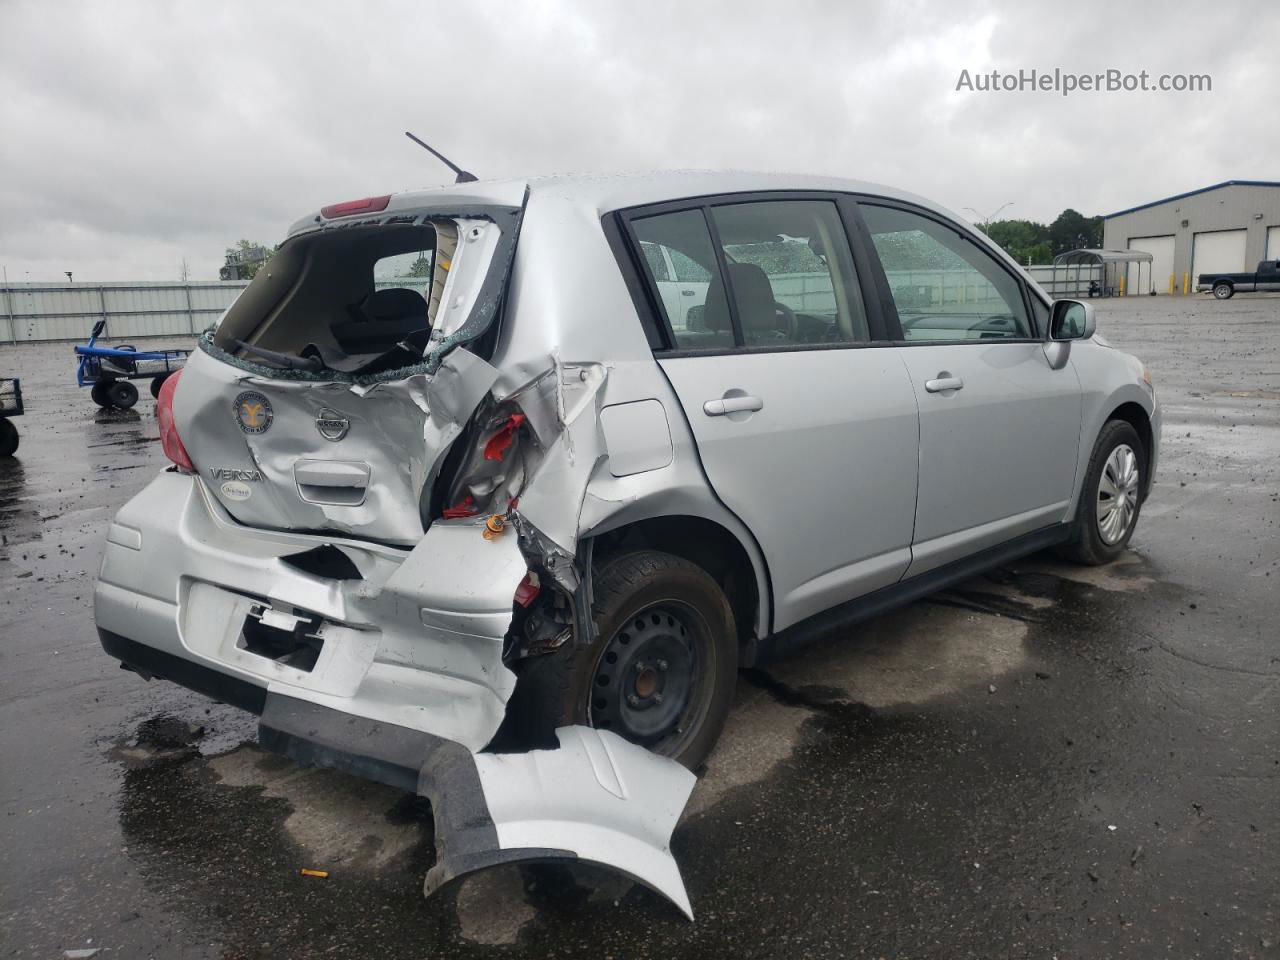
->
1106 402 1154 498
587 516 761 653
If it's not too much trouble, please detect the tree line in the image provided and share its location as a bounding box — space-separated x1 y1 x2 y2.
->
980 209 1105 265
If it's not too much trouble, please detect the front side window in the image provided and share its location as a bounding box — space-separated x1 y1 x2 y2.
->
860 204 1032 341
710 200 869 346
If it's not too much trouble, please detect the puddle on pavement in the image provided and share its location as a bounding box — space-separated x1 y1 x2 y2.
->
209 746 426 870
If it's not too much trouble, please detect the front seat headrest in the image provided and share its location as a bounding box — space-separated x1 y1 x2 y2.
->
702 262 777 334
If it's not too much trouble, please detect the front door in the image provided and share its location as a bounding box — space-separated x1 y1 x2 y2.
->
628 198 920 631
857 202 1082 576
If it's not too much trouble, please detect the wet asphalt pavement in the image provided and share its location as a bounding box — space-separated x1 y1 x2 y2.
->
2 294 1278 959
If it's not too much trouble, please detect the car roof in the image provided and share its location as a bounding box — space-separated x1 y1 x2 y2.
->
289 170 954 235
522 169 940 211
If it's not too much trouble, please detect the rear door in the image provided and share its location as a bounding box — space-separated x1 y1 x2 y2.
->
855 201 1081 577
625 196 920 632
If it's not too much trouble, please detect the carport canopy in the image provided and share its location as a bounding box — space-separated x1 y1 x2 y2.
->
1052 249 1153 297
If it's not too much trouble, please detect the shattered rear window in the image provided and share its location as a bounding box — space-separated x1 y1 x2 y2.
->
213 224 437 362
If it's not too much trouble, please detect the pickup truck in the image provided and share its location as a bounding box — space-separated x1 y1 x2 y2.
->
1197 259 1280 299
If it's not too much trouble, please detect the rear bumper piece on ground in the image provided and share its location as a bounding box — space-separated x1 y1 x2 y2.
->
252 692 699 918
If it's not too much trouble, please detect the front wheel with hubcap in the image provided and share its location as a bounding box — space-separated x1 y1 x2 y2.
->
501 549 738 770
1060 419 1144 565
1213 282 1234 300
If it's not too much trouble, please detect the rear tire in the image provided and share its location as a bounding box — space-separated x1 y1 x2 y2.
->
107 380 139 409
502 549 738 770
1213 282 1234 300
1060 419 1144 566
149 374 171 399
0 419 18 457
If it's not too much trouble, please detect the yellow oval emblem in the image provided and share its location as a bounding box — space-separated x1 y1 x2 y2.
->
233 391 273 435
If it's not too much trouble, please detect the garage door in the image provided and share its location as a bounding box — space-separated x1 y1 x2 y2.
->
1192 229 1247 280
1267 225 1280 261
1127 235 1174 294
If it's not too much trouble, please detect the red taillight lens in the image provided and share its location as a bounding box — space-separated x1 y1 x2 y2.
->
156 370 194 472
320 195 391 219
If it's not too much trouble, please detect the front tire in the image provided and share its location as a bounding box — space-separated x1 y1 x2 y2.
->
1213 282 1234 300
503 549 738 770
1060 420 1144 565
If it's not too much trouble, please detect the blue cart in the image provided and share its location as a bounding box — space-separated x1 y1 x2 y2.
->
75 320 190 409
0 377 22 457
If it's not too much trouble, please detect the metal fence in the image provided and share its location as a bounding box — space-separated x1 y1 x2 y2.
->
0 279 433 344
1 281 249 343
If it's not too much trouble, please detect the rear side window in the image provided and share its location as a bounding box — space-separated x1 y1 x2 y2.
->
631 210 732 350
860 204 1032 341
709 200 868 346
629 199 868 350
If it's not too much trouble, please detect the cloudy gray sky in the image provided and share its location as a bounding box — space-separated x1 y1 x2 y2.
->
1 0 1276 281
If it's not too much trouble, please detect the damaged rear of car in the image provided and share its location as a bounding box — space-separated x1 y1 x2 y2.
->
94 179 732 918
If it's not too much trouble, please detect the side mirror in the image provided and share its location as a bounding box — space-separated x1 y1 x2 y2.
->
1049 299 1096 341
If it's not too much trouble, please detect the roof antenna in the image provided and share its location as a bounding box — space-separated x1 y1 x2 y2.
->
404 131 478 183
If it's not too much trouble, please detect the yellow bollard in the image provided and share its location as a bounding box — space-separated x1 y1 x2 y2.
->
1183 272 1190 295
1168 273 1175 294
1119 274 1126 297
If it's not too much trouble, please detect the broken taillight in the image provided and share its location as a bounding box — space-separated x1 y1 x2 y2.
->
156 370 194 473
514 572 540 608
483 413 526 461
320 195 391 219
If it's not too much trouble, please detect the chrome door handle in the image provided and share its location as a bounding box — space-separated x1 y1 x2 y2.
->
703 395 764 417
924 376 964 393
681 289 696 296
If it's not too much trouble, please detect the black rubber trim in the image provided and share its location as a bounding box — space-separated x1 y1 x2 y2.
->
757 523 1071 662
98 628 267 714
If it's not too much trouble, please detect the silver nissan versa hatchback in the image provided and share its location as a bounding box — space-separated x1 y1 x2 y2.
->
95 171 1160 916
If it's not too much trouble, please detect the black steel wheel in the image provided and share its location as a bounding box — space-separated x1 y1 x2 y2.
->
589 601 708 750
501 549 738 770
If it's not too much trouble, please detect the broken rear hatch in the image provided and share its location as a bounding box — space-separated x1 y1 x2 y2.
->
176 190 523 546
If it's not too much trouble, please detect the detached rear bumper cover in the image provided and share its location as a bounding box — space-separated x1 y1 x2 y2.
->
262 694 699 917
